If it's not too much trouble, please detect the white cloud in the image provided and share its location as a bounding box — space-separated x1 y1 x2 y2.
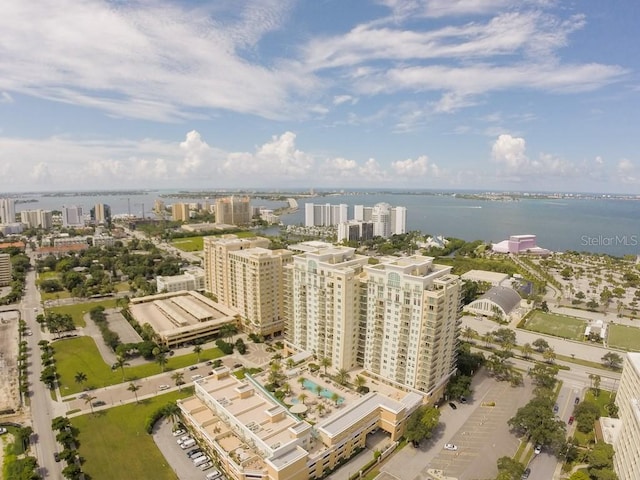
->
31 162 52 184
492 134 528 170
178 131 213 176
333 95 357 106
617 159 638 184
392 155 441 177
378 0 552 19
0 1 312 121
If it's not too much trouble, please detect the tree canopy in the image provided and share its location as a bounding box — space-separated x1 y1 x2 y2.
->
404 405 441 447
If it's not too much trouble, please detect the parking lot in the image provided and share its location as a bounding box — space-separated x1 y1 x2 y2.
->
381 370 534 480
153 418 222 480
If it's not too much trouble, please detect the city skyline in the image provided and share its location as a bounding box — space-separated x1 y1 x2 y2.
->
0 1 638 194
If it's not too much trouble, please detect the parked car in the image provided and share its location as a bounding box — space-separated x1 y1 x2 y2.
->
522 467 531 479
187 448 202 458
459 397 467 404
158 384 170 391
192 374 203 381
448 402 457 410
0 427 7 435
172 428 186 437
553 404 559 413
177 435 191 444
191 451 205 461
568 416 575 425
54 452 61 462
444 443 458 451
92 400 106 407
188 365 198 371
200 461 214 471
206 470 222 480
575 397 580 404
534 445 542 455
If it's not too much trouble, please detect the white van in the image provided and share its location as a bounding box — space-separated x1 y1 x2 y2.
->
180 439 196 449
191 451 205 461
194 455 210 467
177 435 191 444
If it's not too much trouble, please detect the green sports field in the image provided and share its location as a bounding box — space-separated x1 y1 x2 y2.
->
607 324 640 351
524 311 587 341
171 236 204 251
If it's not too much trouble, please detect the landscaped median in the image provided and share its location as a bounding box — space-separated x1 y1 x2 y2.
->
71 390 192 480
54 336 224 395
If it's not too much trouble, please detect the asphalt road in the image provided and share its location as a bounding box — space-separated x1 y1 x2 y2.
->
22 267 64 479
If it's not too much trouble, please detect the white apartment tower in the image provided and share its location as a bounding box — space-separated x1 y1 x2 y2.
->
203 235 292 336
0 253 11 287
613 353 640 480
360 255 461 395
20 209 53 229
354 203 406 238
284 244 369 370
61 205 84 227
0 198 16 224
304 203 348 227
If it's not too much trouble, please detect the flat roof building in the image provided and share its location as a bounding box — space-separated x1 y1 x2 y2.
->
129 290 238 347
157 267 205 293
215 196 251 226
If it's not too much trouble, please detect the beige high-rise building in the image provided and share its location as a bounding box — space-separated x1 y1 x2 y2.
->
284 244 369 370
204 235 291 336
20 209 53 229
171 203 190 222
614 353 640 480
215 196 251 226
0 253 11 287
360 255 461 396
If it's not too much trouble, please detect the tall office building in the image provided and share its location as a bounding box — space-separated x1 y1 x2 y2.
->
215 196 251 226
284 244 369 370
0 253 11 286
61 206 84 227
171 203 190 222
613 353 640 480
203 235 291 336
20 209 53 229
91 203 111 224
0 198 16 224
336 220 374 243
360 255 461 395
304 203 348 227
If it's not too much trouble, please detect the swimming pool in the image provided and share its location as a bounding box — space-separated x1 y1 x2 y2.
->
302 378 344 404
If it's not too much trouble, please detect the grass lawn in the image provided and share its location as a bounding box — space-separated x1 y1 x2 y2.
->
71 390 192 480
583 389 616 417
171 236 204 252
607 324 640 351
54 336 224 394
524 312 587 340
38 271 60 280
40 290 72 301
47 299 120 327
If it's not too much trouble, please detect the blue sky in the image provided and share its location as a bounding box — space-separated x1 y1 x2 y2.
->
0 0 638 193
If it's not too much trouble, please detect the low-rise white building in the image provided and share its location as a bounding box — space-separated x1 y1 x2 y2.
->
464 286 522 321
157 267 205 293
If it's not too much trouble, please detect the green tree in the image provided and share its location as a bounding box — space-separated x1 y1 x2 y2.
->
446 375 472 400
601 352 623 370
492 328 516 349
331 392 340 406
171 371 185 391
127 382 141 403
112 355 129 382
193 344 203 362
521 343 533 359
543 347 556 364
574 401 601 434
404 405 441 447
508 397 566 450
84 395 97 414
335 368 350 386
532 338 549 353
496 456 525 480
298 392 308 405
320 356 331 375
155 352 168 373
528 363 559 391
74 371 87 389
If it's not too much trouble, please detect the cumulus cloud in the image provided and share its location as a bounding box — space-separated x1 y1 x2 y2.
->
617 159 638 184
492 134 528 170
392 155 441 177
178 131 213 176
31 162 52 183
333 95 357 105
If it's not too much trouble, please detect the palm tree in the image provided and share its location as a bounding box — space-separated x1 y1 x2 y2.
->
320 356 331 375
171 371 185 391
84 395 97 414
156 352 168 373
128 382 141 403
164 402 181 427
354 375 366 391
482 332 492 347
331 392 340 406
298 376 306 390
462 327 476 343
316 403 326 417
220 323 238 343
74 371 87 389
543 347 556 364
335 368 350 386
298 393 308 405
113 355 129 382
315 384 323 397
521 343 533 359
193 345 203 362
286 358 295 370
